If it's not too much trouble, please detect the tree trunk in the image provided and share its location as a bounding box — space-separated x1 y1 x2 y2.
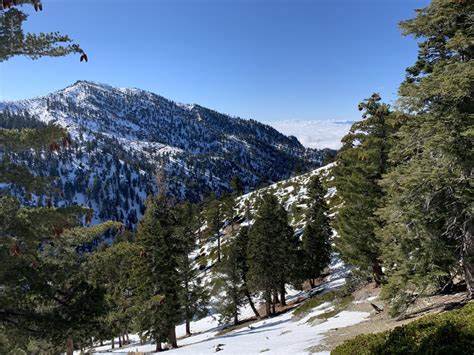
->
217 234 221 262
169 327 178 348
111 338 114 349
272 289 280 305
233 310 238 326
156 341 162 352
271 290 277 314
100 340 103 347
280 283 286 306
66 337 73 355
118 336 122 348
126 333 130 344
186 318 191 336
309 278 315 289
372 260 384 286
245 289 261 319
184 256 192 337
265 291 271 317
198 214 203 243
462 220 474 298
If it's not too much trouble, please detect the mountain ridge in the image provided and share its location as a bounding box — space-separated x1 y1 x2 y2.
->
0 81 334 227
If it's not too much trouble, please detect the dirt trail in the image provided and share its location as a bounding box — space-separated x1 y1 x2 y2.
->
307 283 467 353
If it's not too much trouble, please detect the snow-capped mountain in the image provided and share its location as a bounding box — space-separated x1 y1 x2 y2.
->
0 81 334 227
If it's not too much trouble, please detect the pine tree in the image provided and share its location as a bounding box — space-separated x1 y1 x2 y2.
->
0 199 121 353
87 240 141 348
0 1 85 62
0 118 123 353
235 226 261 319
205 197 222 262
174 202 209 336
213 193 247 324
332 94 395 285
132 194 181 351
301 176 332 288
0 5 92 351
247 194 295 316
377 0 474 313
230 175 244 196
222 194 237 242
215 239 245 325
215 226 260 324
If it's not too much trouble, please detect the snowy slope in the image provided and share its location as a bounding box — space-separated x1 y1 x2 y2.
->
195 163 337 271
78 163 361 355
85 254 366 355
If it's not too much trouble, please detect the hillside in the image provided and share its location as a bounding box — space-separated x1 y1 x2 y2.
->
80 162 444 355
79 163 365 354
196 162 337 272
84 163 470 355
0 81 333 227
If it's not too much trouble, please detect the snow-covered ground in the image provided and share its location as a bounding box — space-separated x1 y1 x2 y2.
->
84 256 368 355
158 305 367 355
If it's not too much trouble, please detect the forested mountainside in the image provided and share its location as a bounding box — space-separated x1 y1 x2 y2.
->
196 162 336 271
0 81 333 227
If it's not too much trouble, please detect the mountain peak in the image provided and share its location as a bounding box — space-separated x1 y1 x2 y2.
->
72 80 115 89
63 80 120 94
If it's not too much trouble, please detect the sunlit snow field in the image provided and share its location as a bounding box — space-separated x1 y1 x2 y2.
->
84 258 369 355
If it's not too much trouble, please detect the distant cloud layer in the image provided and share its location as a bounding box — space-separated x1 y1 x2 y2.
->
270 120 353 150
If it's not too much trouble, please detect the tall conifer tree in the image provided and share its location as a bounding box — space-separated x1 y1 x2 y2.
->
205 198 222 262
174 202 209 336
87 240 140 348
301 176 332 288
215 239 246 325
132 194 181 351
215 226 260 324
333 94 394 284
247 194 295 315
378 0 473 313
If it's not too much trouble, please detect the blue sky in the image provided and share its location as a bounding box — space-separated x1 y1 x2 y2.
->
0 0 427 125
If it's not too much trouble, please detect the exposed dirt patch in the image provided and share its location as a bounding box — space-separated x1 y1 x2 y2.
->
215 317 261 336
307 283 468 353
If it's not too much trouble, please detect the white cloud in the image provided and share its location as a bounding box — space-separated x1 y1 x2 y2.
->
270 120 353 150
